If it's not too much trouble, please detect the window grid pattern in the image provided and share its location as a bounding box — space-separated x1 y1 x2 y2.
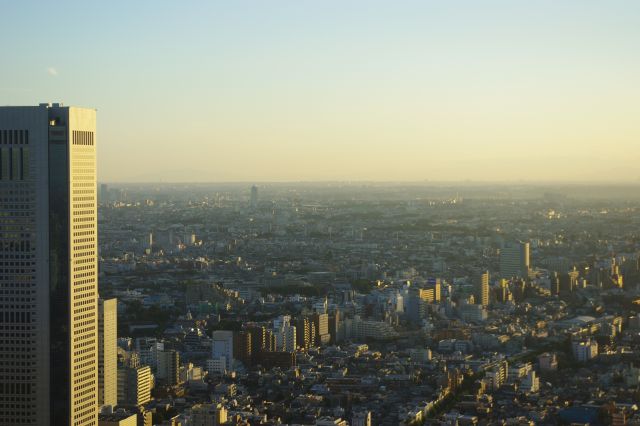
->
0 129 37 424
69 135 97 426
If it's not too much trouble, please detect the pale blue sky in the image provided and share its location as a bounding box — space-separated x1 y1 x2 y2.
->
1 1 639 182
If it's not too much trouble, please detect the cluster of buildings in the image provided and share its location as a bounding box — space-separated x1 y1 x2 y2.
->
93 181 640 425
2 104 640 425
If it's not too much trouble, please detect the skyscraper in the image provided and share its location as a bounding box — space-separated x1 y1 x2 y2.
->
476 271 490 307
499 241 530 279
98 298 118 408
0 104 98 426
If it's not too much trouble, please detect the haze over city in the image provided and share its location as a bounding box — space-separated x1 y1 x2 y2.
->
2 0 640 183
6 2 640 426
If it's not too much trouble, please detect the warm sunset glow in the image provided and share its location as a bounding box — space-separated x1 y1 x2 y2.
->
2 1 639 182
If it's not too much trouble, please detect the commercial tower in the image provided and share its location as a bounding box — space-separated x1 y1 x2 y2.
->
0 104 98 426
499 241 530 279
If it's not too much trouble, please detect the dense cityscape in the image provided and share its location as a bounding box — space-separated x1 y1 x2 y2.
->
94 182 640 425
3 2 640 425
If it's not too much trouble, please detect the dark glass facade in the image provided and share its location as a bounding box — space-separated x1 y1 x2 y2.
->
48 124 70 425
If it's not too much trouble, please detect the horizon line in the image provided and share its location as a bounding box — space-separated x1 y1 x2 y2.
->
98 179 640 186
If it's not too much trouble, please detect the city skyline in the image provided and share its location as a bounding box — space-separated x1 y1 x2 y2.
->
2 1 640 183
3 2 640 424
1 103 640 423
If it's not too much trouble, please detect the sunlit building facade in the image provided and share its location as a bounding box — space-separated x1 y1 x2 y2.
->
0 104 98 425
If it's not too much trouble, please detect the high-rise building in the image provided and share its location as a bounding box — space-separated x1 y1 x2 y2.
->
559 268 579 297
98 298 118 408
99 183 109 204
273 315 297 351
500 241 530 279
295 317 315 350
0 104 98 426
247 325 267 357
212 330 234 371
117 364 152 407
233 331 252 366
418 278 442 304
313 313 331 345
476 271 490 307
250 185 258 208
328 309 341 344
157 350 180 386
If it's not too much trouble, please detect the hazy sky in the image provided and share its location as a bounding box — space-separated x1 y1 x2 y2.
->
1 1 639 182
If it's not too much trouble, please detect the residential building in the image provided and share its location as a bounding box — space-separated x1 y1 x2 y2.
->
117 365 152 407
157 350 180 386
476 271 490 307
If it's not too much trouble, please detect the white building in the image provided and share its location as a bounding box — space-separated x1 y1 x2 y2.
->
135 337 164 371
275 324 297 352
212 330 234 370
345 316 398 340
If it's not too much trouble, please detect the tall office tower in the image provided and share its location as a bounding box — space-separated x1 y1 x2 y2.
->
250 185 258 208
499 241 530 279
476 271 490 307
98 298 118 408
212 330 234 371
0 104 98 426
